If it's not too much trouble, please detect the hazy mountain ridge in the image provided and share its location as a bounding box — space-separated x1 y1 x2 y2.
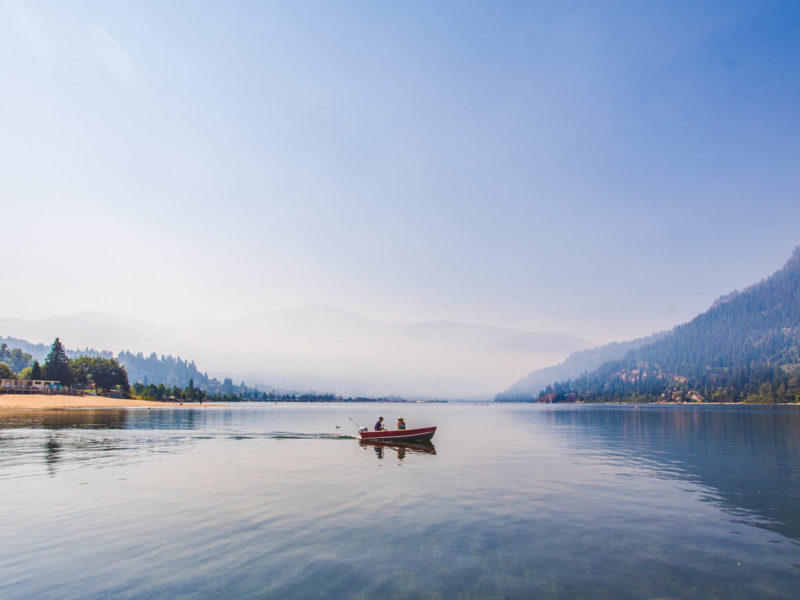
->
0 335 116 363
529 247 800 403
0 306 591 399
495 332 668 401
0 337 50 363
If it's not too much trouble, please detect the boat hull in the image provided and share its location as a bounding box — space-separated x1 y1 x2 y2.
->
359 426 436 442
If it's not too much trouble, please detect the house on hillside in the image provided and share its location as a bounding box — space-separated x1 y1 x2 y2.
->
616 369 645 383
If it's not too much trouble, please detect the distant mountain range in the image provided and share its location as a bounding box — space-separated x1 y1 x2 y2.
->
0 306 591 399
500 247 800 403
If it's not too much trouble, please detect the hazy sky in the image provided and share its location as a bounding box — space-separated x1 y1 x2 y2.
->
2 0 799 343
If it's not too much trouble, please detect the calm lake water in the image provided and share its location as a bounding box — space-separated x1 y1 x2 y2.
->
1 403 799 599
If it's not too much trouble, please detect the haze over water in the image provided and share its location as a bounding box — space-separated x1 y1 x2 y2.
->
1 403 798 599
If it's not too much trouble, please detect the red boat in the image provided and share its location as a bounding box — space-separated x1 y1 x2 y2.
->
359 426 436 443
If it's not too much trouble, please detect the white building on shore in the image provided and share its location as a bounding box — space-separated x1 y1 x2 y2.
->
0 379 60 393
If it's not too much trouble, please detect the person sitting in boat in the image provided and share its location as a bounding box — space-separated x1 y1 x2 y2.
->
374 416 386 431
397 417 406 430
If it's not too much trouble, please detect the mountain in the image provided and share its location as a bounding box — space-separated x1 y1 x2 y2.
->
0 306 591 399
531 247 800 403
0 312 166 354
495 332 667 401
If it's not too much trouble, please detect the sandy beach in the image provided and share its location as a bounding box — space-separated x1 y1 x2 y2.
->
0 394 174 410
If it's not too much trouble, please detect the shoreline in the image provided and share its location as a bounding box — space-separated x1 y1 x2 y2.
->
0 394 191 410
497 400 800 406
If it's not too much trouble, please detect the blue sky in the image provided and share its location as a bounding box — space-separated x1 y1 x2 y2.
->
1 0 799 343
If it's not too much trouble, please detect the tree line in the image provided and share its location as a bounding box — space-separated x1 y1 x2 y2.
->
0 338 130 393
3 337 392 402
539 361 800 404
130 380 388 403
537 247 800 404
1 336 216 391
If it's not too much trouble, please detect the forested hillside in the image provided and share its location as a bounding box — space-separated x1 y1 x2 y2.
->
117 351 210 388
0 336 216 390
0 337 50 364
538 247 800 404
495 332 666 401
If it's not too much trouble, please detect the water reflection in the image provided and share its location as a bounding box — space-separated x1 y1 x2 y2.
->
0 409 213 479
0 407 411 477
0 408 132 430
531 405 800 541
2 403 799 599
360 439 437 460
0 407 222 432
44 435 61 477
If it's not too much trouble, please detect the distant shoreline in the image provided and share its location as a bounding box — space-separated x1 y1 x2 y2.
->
0 394 448 409
496 400 800 406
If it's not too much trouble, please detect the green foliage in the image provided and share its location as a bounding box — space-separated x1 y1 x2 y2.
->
4 338 262 397
131 382 237 402
0 343 34 373
7 336 379 402
70 356 130 392
539 247 800 404
130 381 354 403
0 337 51 363
0 362 16 379
43 338 72 385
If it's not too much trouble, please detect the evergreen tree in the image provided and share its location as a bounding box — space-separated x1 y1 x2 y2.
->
43 338 72 385
30 360 42 379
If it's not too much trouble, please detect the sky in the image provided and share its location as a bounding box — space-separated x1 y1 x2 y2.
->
2 0 800 344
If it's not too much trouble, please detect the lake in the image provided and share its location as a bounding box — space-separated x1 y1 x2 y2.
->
1 403 799 599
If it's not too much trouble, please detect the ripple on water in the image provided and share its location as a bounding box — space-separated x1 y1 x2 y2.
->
0 403 799 600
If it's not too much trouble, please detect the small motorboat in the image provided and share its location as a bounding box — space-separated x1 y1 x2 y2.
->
359 426 436 443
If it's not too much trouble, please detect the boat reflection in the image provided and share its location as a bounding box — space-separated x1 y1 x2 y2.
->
360 438 437 460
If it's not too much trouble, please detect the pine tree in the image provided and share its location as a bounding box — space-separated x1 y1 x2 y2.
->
30 360 42 379
43 338 72 385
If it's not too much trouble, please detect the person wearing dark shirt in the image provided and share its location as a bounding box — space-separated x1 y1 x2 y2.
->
374 416 386 431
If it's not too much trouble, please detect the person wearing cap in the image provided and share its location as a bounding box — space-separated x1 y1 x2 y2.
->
397 417 406 430
374 416 386 431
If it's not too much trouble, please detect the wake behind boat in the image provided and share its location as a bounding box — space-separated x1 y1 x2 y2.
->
359 426 436 443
